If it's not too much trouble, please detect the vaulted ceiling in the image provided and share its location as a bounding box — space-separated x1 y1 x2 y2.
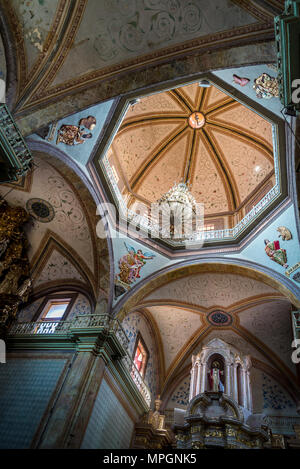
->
122 270 299 405
107 82 275 223
0 0 283 135
0 152 110 302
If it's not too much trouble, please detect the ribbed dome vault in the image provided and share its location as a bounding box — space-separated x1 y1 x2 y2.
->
107 81 275 233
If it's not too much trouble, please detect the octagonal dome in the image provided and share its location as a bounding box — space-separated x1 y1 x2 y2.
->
98 78 283 249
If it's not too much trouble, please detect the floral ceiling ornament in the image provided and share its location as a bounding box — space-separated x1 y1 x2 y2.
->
253 73 279 99
207 310 233 326
188 112 206 129
26 198 55 223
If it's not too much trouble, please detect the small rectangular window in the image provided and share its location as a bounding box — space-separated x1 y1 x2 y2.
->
40 299 71 322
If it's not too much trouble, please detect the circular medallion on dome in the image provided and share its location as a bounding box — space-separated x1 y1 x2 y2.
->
207 310 232 326
188 112 206 129
26 198 55 223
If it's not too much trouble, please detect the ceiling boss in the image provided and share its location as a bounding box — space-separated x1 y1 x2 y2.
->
188 111 206 129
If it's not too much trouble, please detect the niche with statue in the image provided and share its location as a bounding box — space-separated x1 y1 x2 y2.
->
189 338 252 412
173 339 270 449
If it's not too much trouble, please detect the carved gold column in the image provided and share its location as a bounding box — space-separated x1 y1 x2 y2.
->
0 200 31 337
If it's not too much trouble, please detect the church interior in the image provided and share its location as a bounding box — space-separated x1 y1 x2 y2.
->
0 0 300 450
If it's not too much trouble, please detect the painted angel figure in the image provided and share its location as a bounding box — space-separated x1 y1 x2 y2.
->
117 243 155 286
264 239 288 268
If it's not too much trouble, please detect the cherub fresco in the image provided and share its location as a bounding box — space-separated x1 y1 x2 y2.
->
264 239 288 268
56 116 96 146
116 242 155 287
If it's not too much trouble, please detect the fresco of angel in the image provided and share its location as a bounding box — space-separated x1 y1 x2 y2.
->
116 242 155 286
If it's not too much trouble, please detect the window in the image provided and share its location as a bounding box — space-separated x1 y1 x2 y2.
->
32 294 78 335
132 333 148 378
42 300 70 321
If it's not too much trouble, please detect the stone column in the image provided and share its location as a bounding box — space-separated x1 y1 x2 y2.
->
195 363 201 396
241 368 247 408
189 366 196 401
233 364 238 402
225 363 231 396
201 363 207 392
246 371 252 411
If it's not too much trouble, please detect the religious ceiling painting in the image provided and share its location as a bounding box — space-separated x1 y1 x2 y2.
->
212 65 283 117
115 242 156 300
235 205 300 288
253 73 279 99
31 100 114 168
96 76 285 250
56 116 97 147
264 239 288 269
232 74 250 86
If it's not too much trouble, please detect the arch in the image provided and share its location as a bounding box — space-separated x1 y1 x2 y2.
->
114 259 300 319
26 141 114 308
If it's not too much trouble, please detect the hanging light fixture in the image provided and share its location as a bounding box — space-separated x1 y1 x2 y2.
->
155 182 197 240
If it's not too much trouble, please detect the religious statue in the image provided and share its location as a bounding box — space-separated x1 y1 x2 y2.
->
148 396 165 430
208 361 224 392
264 239 288 268
56 116 96 146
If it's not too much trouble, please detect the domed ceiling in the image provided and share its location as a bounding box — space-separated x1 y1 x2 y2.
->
109 83 274 212
98 79 283 249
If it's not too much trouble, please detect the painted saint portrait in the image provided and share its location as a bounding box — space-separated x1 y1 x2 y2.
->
56 116 96 146
264 239 288 268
